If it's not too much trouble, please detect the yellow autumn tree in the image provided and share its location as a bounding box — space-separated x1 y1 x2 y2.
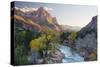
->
29 35 46 51
30 28 60 58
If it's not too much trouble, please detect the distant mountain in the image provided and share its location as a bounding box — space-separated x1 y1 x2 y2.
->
13 7 61 32
60 25 81 32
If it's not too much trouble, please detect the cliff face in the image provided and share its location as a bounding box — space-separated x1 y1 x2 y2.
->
76 16 97 60
78 16 97 38
13 7 61 32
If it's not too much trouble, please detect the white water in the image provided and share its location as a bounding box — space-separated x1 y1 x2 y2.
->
59 45 84 63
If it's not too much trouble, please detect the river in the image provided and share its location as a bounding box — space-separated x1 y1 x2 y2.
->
59 45 84 63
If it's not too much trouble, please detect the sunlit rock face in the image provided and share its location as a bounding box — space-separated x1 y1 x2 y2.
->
14 7 61 32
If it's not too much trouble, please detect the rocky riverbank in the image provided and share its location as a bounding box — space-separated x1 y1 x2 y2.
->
28 49 64 64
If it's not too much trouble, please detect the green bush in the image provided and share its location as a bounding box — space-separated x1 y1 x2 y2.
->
14 45 29 65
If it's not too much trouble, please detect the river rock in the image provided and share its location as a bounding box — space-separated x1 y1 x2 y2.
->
45 50 64 63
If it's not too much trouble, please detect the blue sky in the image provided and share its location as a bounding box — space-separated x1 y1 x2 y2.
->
14 1 97 27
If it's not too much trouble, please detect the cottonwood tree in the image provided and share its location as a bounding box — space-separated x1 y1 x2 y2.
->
30 28 60 63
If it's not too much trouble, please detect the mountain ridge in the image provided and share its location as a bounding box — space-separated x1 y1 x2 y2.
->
78 16 97 38
14 7 61 32
60 25 81 32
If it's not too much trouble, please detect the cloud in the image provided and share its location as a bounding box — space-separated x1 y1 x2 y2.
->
18 7 38 12
15 7 37 12
44 7 53 11
15 6 53 12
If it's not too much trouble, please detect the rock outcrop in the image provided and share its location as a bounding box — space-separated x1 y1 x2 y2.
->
13 7 61 32
76 16 97 60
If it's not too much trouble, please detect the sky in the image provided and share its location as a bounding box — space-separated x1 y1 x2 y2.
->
14 1 97 28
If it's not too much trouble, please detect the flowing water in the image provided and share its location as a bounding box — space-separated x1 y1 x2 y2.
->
59 45 84 63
